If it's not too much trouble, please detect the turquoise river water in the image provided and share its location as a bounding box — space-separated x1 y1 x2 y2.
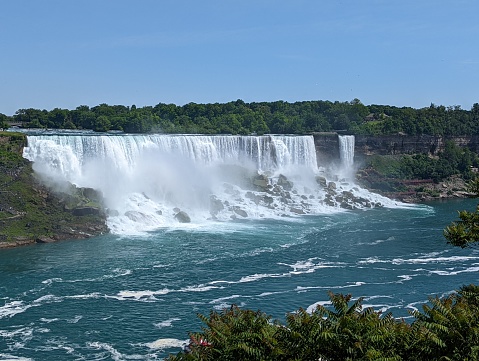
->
1 198 479 360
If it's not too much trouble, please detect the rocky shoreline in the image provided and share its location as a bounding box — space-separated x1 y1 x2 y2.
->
356 170 474 204
0 182 109 249
0 132 108 249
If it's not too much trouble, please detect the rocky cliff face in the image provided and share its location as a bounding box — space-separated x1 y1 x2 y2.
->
313 133 477 203
314 133 479 162
0 132 108 249
313 133 341 166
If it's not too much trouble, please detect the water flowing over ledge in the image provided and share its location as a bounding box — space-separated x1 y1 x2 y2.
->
23 133 409 234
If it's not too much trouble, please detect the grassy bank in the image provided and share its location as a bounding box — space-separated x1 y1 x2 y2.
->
0 132 108 248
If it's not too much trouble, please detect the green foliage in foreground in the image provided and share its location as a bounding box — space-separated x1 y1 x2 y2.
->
168 286 479 361
444 178 479 249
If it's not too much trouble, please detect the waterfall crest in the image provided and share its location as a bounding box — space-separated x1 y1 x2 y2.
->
23 133 401 234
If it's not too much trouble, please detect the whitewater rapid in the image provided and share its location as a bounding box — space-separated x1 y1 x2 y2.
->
23 133 407 234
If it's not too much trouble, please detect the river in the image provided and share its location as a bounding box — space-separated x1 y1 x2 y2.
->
1 198 478 360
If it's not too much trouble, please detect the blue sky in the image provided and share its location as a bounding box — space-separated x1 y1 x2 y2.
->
1 0 478 115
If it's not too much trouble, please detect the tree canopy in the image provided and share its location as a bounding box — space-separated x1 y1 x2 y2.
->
3 99 479 135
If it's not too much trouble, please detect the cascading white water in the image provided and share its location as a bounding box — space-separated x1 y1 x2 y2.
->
23 133 403 234
338 135 355 168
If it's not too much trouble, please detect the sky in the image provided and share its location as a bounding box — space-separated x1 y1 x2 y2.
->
1 0 478 115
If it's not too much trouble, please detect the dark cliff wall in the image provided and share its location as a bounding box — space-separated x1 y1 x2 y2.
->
313 133 340 166
313 133 479 164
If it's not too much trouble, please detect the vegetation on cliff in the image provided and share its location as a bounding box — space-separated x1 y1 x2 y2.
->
0 132 108 247
3 99 479 136
357 141 479 201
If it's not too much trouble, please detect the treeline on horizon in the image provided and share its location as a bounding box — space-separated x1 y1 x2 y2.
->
2 98 479 136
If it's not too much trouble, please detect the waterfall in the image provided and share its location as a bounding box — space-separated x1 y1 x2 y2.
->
339 135 355 167
23 133 400 234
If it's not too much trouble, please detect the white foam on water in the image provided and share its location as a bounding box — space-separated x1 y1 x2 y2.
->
87 341 144 361
396 275 414 282
154 318 180 329
114 290 169 301
41 278 63 285
429 266 479 276
39 318 59 323
0 354 33 361
0 327 34 339
213 301 246 311
111 283 225 302
0 301 32 319
364 295 395 301
257 291 288 297
209 295 241 304
66 315 82 324
358 236 395 246
180 284 221 293
41 269 132 285
239 273 281 283
306 300 332 313
144 338 187 350
279 258 345 274
392 255 479 265
65 292 102 300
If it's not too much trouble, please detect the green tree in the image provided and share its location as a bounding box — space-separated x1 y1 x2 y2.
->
92 115 111 132
410 285 479 360
444 178 479 248
169 305 283 361
0 114 10 130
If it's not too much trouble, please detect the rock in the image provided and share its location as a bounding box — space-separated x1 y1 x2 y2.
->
324 195 336 207
36 236 55 244
272 185 282 194
107 209 120 217
233 207 248 218
175 211 191 223
340 201 355 210
278 174 293 191
290 207 305 214
245 191 255 199
245 192 260 204
125 211 146 222
210 196 224 215
71 206 101 216
328 182 337 191
315 176 327 187
253 174 269 189
82 187 103 202
261 195 274 204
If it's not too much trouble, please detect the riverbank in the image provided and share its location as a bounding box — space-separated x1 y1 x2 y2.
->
356 168 473 203
0 132 108 249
